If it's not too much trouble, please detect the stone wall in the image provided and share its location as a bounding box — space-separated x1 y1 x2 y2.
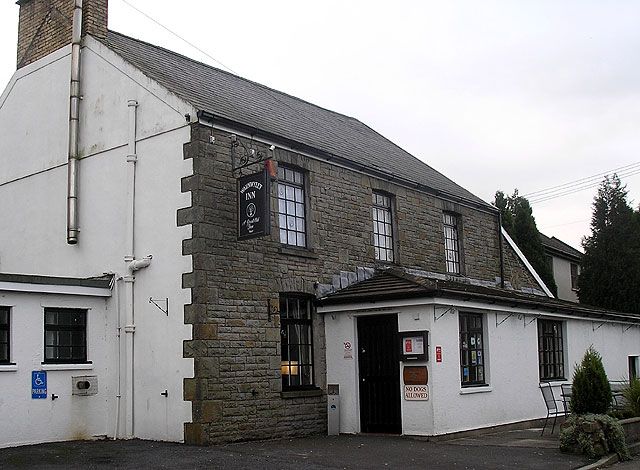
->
179 123 542 444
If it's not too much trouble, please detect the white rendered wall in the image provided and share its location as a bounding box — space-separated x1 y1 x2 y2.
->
324 311 361 434
553 256 579 303
323 299 640 436
0 291 113 447
0 38 195 445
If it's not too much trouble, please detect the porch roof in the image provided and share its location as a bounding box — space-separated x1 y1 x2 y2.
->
317 269 640 324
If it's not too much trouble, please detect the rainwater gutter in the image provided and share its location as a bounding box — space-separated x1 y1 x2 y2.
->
67 0 82 244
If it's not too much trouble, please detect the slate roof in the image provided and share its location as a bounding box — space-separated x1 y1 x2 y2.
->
101 31 492 210
539 233 582 261
318 269 640 324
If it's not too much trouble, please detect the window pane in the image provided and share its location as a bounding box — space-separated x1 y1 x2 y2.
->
277 167 307 248
280 296 314 390
538 319 565 380
372 192 394 262
459 312 485 386
43 308 87 363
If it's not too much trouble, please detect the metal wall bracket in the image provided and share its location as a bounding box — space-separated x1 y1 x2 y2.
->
149 297 169 316
592 321 605 331
524 314 540 326
230 134 273 173
495 312 515 327
623 324 636 332
434 306 455 322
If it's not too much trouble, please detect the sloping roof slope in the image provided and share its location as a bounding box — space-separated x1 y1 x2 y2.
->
540 233 583 261
102 30 491 208
318 269 640 324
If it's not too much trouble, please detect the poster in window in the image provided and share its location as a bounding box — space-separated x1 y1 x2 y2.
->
471 351 477 365
399 331 428 361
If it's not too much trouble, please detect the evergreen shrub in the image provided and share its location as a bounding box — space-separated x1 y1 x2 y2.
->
571 346 612 415
623 377 640 417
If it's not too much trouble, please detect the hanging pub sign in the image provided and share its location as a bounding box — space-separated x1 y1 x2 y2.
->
238 169 271 240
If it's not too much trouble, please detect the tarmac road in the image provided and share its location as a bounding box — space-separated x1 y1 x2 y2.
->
0 432 592 470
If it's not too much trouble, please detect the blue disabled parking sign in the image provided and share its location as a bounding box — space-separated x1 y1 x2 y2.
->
32 371 47 399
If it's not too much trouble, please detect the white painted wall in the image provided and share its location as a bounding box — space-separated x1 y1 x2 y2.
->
0 291 113 447
0 37 196 446
322 299 640 436
552 256 579 303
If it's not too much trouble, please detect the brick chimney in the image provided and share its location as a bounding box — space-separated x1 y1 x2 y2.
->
16 0 108 69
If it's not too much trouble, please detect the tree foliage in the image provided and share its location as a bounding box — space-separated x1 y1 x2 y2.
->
494 190 557 295
571 346 612 415
578 175 640 314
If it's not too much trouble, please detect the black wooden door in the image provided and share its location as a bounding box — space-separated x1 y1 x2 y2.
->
357 314 401 434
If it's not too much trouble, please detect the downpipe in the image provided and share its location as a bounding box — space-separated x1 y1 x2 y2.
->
122 99 154 439
67 0 83 244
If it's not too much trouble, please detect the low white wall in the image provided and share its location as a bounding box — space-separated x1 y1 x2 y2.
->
323 299 640 437
0 291 114 447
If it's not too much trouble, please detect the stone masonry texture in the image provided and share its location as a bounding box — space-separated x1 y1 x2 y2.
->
17 0 108 68
177 124 536 444
179 124 542 445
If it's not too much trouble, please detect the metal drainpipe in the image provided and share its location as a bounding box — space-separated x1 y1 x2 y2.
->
124 99 138 439
122 100 153 439
498 212 505 289
67 0 83 244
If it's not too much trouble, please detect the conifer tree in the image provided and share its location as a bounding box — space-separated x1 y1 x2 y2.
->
571 346 612 415
494 190 557 296
579 175 640 314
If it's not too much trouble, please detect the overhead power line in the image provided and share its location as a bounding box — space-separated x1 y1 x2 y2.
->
117 0 378 175
118 0 237 74
526 162 640 205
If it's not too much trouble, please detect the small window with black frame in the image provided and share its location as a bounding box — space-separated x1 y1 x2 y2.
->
277 166 307 248
0 307 10 364
44 308 88 364
538 319 565 381
459 312 485 386
443 212 462 274
372 191 394 262
280 295 315 390
570 263 579 290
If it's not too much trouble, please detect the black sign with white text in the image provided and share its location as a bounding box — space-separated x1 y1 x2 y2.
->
238 170 270 240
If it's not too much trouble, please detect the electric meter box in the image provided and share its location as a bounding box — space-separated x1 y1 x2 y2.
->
72 375 98 396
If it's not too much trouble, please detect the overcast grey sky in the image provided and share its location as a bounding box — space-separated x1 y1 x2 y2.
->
2 1 639 250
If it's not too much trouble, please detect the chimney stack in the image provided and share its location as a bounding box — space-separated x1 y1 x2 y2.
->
16 0 107 69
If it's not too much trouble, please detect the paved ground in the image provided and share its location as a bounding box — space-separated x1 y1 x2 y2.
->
609 457 640 469
0 427 594 470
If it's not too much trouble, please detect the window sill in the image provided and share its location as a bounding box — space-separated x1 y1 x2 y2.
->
281 388 323 399
278 246 319 259
540 378 568 384
0 364 18 372
41 362 93 371
374 259 397 267
459 385 492 395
